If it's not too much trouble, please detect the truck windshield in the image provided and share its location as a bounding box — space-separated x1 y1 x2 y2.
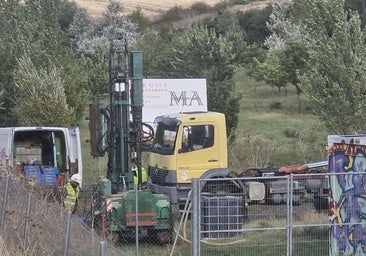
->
151 118 179 155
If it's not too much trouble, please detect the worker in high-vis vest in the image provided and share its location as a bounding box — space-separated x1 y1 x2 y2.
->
63 174 81 212
131 158 148 188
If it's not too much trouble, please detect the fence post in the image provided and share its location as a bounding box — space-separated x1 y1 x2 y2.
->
0 175 10 233
287 175 294 256
134 185 139 256
191 178 200 256
100 240 106 256
170 190 192 256
23 192 32 249
64 210 72 256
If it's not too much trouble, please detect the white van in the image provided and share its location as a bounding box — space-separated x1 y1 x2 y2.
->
0 127 82 187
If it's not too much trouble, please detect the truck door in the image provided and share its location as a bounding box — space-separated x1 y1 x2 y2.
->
176 123 220 183
0 128 13 169
68 127 83 187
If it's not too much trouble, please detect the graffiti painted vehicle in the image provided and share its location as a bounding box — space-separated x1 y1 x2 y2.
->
327 135 366 255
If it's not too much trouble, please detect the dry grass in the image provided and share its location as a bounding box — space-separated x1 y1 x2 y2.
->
231 0 271 12
0 237 10 256
74 0 222 18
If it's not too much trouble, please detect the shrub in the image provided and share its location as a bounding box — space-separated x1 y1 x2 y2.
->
190 2 212 14
269 101 282 110
231 0 250 4
160 6 186 22
214 0 233 12
283 128 299 138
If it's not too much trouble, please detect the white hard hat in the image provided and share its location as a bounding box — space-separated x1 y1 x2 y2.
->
70 174 81 184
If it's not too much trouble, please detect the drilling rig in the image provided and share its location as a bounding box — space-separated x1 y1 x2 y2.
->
88 37 172 243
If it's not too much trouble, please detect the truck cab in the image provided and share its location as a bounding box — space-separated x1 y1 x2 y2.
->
148 112 229 204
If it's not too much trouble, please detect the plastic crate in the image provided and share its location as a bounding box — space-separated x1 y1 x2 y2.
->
42 167 59 185
24 165 43 185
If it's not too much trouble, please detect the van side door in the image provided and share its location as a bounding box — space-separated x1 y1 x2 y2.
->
68 127 83 187
0 128 13 169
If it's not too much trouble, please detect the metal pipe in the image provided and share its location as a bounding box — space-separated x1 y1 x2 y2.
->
191 178 200 256
287 175 294 256
100 241 106 256
23 193 32 249
0 174 10 232
135 185 139 256
170 190 192 256
63 211 72 256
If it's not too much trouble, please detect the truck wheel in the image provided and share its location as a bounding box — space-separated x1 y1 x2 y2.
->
292 194 303 206
201 179 244 196
314 197 328 211
105 231 121 244
148 229 172 244
281 192 304 206
268 194 282 205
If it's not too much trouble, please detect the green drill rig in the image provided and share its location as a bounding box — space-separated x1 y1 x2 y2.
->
89 37 172 243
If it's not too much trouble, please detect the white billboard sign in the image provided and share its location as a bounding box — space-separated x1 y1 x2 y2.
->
142 79 207 122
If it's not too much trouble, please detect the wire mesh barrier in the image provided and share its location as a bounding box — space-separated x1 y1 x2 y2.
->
186 174 332 256
0 172 125 256
1 167 362 256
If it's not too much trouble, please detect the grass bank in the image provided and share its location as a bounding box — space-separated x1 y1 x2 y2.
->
79 67 329 184
231 68 328 170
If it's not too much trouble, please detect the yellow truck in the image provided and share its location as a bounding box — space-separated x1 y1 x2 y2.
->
148 111 264 209
148 111 331 211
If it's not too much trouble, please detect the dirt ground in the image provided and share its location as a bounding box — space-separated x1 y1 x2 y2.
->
74 0 272 20
74 0 222 19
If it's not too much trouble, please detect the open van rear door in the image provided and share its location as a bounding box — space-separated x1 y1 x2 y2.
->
68 127 83 187
0 128 13 169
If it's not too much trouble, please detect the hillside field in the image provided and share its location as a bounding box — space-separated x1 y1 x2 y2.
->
74 0 272 19
74 0 222 18
71 0 327 182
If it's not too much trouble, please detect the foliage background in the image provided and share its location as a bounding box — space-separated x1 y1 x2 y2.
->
0 0 365 183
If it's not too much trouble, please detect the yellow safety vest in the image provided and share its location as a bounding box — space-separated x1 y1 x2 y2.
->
132 167 148 184
64 183 80 212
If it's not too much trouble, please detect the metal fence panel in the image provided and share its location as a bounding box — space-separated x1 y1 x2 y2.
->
195 174 332 256
2 170 364 256
0 172 127 256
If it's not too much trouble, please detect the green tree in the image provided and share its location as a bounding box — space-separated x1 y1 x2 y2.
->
69 0 139 101
297 0 366 133
252 52 288 93
215 8 241 35
134 29 171 78
345 0 366 27
129 7 150 32
0 90 4 111
236 7 272 45
147 25 243 134
57 0 81 31
265 0 302 51
13 57 74 126
0 0 88 126
0 1 20 124
279 40 309 111
252 0 309 112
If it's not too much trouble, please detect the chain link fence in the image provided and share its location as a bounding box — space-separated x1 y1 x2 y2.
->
180 174 331 256
3 165 361 256
0 171 124 256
